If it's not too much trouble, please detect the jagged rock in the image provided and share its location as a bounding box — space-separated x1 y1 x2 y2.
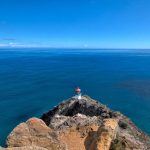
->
88 119 118 150
59 119 118 150
110 116 150 150
50 113 99 130
41 96 150 149
5 96 150 150
41 96 115 129
6 118 66 150
0 146 47 150
59 125 98 150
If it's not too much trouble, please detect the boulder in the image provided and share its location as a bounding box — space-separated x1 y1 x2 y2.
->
6 118 66 150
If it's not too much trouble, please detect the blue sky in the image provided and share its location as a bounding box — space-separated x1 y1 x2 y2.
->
0 0 150 48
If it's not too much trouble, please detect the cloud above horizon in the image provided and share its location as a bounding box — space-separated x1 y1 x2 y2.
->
0 42 51 48
0 0 150 48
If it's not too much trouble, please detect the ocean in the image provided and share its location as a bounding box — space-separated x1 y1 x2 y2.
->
0 48 150 146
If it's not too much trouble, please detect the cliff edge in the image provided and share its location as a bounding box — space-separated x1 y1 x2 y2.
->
2 95 150 150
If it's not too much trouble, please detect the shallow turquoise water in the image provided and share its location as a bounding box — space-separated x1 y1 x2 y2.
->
0 48 150 145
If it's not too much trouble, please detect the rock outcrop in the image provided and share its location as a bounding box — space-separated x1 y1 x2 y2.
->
88 119 118 150
0 146 47 150
5 95 150 150
41 96 117 130
6 118 66 150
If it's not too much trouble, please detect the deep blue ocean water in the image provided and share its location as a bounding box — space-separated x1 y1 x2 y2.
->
1 48 150 146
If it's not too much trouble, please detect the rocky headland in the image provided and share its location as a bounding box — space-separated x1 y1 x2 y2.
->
1 95 150 150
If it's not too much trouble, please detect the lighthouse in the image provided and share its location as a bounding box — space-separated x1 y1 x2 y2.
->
74 87 82 100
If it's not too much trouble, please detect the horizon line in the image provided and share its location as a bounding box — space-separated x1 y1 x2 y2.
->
0 46 150 50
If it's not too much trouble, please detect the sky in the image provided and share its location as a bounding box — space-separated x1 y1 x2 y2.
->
0 0 150 48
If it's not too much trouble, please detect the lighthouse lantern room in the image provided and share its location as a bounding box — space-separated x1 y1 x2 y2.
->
74 87 82 100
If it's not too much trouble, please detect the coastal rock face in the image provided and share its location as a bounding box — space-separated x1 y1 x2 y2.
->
0 146 47 150
41 95 150 150
6 118 66 150
41 95 115 129
59 119 118 150
6 95 150 150
88 119 118 150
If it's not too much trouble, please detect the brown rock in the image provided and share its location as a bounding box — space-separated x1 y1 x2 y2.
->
5 96 150 150
59 125 99 150
6 118 66 150
88 119 118 150
41 95 150 150
0 146 47 150
58 119 118 150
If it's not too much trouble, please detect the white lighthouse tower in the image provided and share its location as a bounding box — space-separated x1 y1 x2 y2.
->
74 87 82 100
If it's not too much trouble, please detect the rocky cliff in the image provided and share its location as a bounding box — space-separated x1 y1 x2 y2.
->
2 95 150 150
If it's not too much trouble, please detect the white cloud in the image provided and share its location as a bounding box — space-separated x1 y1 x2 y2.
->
9 42 16 47
0 42 44 48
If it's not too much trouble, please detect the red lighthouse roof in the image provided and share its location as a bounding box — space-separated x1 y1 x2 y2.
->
75 87 81 92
